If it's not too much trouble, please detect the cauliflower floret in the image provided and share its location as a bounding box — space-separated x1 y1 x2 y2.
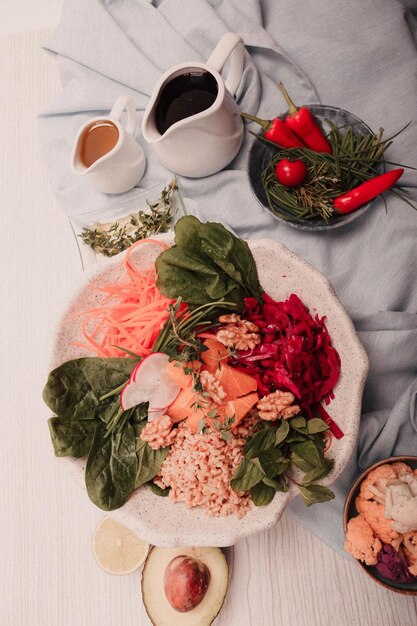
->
403 532 417 576
384 481 417 533
395 470 417 497
359 465 397 505
390 534 404 552
344 515 382 565
391 462 413 477
356 495 401 544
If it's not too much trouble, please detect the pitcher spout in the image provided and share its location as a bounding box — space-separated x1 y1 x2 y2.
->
141 110 168 145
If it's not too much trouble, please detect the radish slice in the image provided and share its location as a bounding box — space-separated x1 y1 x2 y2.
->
120 353 180 412
147 408 168 421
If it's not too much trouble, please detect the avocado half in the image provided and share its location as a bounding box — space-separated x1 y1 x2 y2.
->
141 546 229 626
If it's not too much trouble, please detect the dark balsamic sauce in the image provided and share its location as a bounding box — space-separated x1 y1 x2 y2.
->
155 72 218 135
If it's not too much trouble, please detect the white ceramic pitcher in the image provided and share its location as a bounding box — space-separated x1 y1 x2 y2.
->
142 33 245 178
71 95 146 194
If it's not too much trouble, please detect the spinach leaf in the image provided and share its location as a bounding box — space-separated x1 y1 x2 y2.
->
85 422 138 511
156 246 231 303
250 481 276 506
289 416 307 433
132 422 169 488
301 458 334 485
306 418 329 434
257 449 289 477
230 458 264 492
146 482 170 497
45 359 169 512
47 417 97 457
234 413 333 508
130 402 149 425
262 475 289 492
285 432 310 444
173 215 209 259
290 440 323 470
274 420 290 445
199 221 263 302
155 216 263 307
135 439 169 489
243 426 276 459
298 484 335 507
43 357 137 421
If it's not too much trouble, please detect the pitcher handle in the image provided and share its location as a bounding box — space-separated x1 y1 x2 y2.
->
206 32 244 97
110 95 137 135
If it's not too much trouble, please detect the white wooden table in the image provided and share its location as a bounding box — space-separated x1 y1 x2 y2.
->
1 27 416 626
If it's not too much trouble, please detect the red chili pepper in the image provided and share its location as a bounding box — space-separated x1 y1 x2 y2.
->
278 82 333 154
241 112 305 149
333 168 404 213
275 158 307 187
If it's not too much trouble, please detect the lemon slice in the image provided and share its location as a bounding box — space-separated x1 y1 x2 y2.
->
92 516 150 575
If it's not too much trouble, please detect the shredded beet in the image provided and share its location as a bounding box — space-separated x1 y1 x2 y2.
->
225 293 343 438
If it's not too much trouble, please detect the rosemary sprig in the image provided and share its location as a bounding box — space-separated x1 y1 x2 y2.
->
153 299 240 440
153 299 237 356
257 122 415 223
79 178 178 256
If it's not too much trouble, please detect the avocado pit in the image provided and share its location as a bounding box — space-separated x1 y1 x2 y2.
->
164 555 210 612
141 545 229 625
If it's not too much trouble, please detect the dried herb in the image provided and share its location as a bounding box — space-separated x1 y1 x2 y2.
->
79 179 178 256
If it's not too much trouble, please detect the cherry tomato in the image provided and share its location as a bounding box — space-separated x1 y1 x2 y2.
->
275 158 307 187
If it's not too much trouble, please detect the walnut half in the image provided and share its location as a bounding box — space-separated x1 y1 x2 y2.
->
140 414 177 450
217 314 260 351
257 391 300 421
200 370 227 405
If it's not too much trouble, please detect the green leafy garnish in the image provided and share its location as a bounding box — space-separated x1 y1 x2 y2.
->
231 417 335 507
298 484 335 507
43 358 167 511
146 482 170 497
155 216 263 308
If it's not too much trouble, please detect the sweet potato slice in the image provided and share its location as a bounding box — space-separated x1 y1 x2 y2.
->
217 364 257 400
165 359 200 388
200 339 228 373
224 392 259 427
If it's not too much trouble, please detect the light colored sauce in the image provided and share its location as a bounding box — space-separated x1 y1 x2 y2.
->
80 121 119 168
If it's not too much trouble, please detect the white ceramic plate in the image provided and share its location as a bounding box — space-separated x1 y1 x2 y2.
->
49 235 368 547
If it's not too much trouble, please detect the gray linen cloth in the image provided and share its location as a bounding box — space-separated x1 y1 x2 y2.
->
39 0 417 554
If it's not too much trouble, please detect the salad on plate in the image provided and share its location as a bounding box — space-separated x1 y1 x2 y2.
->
43 216 360 525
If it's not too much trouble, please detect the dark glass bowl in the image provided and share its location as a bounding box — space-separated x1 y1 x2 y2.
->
343 456 417 595
247 105 380 231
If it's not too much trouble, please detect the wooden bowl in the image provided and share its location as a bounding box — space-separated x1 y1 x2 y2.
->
343 455 417 595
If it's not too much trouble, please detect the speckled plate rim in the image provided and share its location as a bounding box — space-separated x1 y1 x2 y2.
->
47 234 368 547
343 455 417 595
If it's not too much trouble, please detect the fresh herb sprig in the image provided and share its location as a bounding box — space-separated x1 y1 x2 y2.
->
79 179 178 257
196 410 236 441
153 298 237 357
231 415 335 507
259 123 416 222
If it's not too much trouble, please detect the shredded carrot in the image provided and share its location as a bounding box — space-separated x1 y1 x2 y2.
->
74 239 176 358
